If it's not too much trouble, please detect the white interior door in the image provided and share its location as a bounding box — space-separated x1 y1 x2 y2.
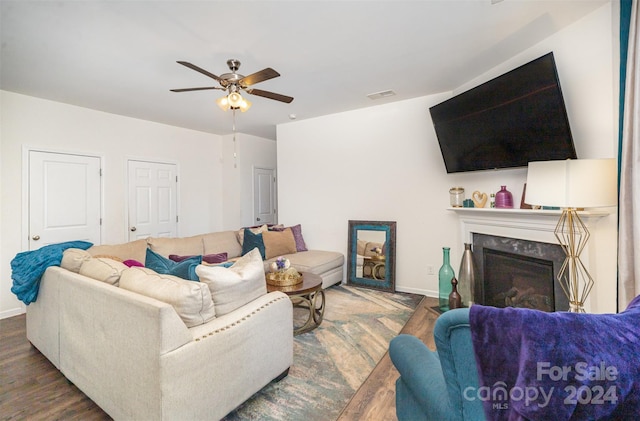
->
28 151 102 250
253 167 277 225
128 160 177 240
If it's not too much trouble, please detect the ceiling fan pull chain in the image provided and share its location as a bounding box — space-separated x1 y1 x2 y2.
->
233 108 238 169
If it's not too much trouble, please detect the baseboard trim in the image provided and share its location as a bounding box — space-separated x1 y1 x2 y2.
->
1 307 26 320
395 285 437 298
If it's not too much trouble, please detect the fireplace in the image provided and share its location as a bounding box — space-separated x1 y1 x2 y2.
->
472 233 569 312
452 207 611 313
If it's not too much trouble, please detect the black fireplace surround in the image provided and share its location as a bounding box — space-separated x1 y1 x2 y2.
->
472 233 570 312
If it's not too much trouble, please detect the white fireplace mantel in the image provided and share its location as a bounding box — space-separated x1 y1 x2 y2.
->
449 207 612 246
449 207 615 312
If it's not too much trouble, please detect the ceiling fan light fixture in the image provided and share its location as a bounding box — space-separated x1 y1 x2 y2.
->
216 93 252 112
216 95 231 111
238 97 252 112
228 91 243 107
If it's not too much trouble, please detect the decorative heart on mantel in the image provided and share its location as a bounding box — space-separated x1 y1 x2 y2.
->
472 191 488 208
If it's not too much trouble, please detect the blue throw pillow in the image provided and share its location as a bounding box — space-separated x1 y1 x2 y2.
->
241 229 266 259
145 248 201 281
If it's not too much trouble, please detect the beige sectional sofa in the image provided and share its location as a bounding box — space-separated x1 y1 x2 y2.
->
26 228 344 420
88 228 344 289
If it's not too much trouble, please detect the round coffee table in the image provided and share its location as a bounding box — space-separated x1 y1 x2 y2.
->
267 272 325 335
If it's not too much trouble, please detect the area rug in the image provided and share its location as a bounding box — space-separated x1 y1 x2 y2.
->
222 285 423 421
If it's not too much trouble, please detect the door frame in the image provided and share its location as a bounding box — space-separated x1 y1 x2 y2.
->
22 145 105 250
125 156 181 239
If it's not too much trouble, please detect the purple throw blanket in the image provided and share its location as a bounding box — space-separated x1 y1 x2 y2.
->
470 296 640 420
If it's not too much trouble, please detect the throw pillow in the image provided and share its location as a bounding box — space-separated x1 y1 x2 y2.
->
61 248 92 273
236 224 268 246
290 224 308 252
195 248 267 316
145 248 200 281
241 229 266 259
122 259 144 267
270 224 308 252
119 267 216 327
169 252 228 264
262 228 297 259
79 257 128 286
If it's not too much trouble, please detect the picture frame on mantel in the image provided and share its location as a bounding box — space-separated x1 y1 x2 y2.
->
520 183 533 209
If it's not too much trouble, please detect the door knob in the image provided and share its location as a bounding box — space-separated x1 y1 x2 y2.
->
130 227 137 232
257 218 261 221
32 235 40 241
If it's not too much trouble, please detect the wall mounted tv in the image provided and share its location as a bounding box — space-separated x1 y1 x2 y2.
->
429 52 577 173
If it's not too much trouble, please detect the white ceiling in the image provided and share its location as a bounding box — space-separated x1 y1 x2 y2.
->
0 0 608 140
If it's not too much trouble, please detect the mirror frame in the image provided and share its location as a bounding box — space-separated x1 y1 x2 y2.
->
347 220 396 292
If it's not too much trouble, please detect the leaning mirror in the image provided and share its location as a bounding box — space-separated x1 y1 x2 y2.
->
347 220 396 292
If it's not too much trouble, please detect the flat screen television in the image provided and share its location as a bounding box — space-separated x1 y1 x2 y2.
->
429 52 577 173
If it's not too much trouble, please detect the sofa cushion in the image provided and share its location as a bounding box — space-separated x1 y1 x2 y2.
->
262 228 297 259
169 252 228 264
87 239 148 264
195 248 267 316
145 248 200 281
281 250 345 275
241 229 266 259
79 257 129 286
61 248 92 273
146 235 204 258
119 267 216 327
202 231 242 259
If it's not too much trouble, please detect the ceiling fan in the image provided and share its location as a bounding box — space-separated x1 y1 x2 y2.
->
171 59 294 111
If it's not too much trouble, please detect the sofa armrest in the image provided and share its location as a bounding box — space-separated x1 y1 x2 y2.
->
56 267 193 420
160 291 293 420
434 308 484 420
389 334 454 420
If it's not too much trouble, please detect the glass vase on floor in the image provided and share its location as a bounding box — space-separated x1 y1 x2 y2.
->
458 243 476 307
438 247 455 312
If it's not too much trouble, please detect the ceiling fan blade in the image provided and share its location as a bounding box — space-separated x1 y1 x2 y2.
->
246 88 293 103
240 68 280 86
170 87 221 92
176 61 222 82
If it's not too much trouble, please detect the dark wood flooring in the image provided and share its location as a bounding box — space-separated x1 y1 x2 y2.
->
0 296 439 421
0 314 110 421
337 296 439 421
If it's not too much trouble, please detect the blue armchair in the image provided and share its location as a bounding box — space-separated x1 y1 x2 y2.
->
389 308 485 421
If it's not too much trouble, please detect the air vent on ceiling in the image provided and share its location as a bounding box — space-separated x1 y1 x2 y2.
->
367 90 396 100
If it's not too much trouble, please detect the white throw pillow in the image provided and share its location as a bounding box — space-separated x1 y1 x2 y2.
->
119 267 216 328
195 248 267 316
79 257 128 286
61 248 92 273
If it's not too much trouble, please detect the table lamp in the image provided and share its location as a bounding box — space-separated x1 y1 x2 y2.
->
525 159 617 312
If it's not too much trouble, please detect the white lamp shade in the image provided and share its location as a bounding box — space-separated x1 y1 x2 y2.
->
525 159 617 208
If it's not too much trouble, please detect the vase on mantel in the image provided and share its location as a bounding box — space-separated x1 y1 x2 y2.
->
438 247 455 312
495 185 514 208
458 243 476 307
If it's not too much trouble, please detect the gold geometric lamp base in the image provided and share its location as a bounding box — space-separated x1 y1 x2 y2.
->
554 208 593 313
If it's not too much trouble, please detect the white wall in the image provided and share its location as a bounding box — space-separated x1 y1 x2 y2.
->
277 3 619 312
221 133 277 229
0 91 275 318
